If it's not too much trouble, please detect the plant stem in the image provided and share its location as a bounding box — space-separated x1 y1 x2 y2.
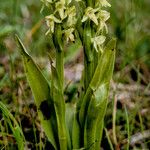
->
56 50 64 89
104 127 114 150
53 24 67 150
54 24 64 90
84 57 93 90
83 21 94 90
51 59 67 150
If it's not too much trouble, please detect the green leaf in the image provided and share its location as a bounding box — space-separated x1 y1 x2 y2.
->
79 38 116 127
84 83 109 150
72 111 82 149
65 103 76 149
15 35 58 150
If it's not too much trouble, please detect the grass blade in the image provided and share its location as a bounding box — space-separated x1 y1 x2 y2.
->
0 102 25 150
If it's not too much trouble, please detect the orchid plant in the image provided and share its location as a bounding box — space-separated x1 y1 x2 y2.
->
16 0 116 149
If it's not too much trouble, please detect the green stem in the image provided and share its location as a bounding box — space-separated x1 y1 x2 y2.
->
53 24 67 150
54 24 64 90
56 50 64 89
84 55 93 91
87 0 93 7
104 127 114 150
83 21 94 91
55 51 67 148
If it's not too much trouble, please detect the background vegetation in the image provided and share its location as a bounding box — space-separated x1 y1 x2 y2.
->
0 0 150 149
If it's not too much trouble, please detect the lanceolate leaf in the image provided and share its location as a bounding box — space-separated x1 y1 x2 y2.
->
65 103 76 149
84 83 109 150
72 111 81 149
79 38 116 133
16 35 57 150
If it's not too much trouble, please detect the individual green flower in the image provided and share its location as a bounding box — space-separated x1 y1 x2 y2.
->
75 0 82 2
66 6 77 27
63 28 75 42
46 0 53 2
55 1 66 20
98 10 110 21
41 0 54 6
66 0 72 5
82 7 99 25
45 14 61 34
91 35 106 52
96 0 111 7
98 21 108 33
97 10 110 33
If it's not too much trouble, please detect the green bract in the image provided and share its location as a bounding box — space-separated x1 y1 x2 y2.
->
17 0 116 149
